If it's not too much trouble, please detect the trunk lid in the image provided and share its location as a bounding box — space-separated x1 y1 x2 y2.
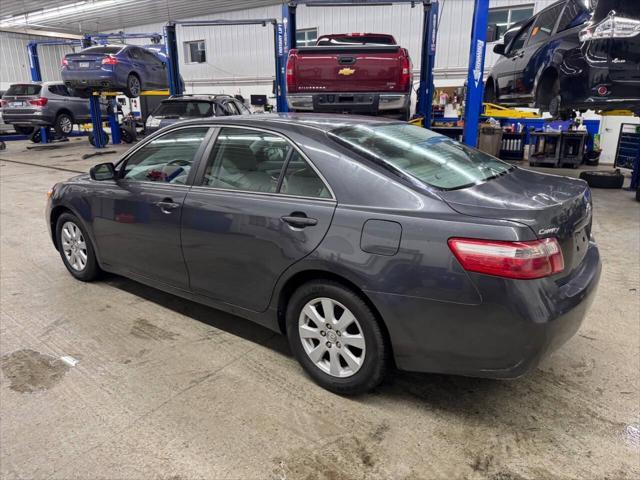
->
292 45 405 93
64 52 110 70
439 168 593 277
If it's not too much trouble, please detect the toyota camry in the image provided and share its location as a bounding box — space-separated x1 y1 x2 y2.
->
46 114 601 394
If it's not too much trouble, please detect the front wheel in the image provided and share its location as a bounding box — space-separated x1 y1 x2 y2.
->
55 213 101 281
286 280 388 395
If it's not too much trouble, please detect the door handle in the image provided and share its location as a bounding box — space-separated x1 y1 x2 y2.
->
155 198 180 213
281 213 318 228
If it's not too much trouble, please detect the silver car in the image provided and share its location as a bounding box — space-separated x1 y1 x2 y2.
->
1 81 105 136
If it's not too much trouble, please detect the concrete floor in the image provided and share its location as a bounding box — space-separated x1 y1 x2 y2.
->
1 137 638 480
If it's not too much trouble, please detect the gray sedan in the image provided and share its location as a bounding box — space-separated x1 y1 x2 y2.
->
46 114 601 394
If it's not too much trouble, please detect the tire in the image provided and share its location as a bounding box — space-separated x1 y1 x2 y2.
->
636 187 640 202
54 113 74 136
286 280 388 395
88 131 110 146
579 169 625 189
14 125 35 135
29 129 41 143
120 127 135 144
399 105 411 122
55 212 101 281
124 74 142 98
484 80 496 103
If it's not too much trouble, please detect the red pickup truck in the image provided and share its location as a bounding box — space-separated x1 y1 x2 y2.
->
286 33 413 119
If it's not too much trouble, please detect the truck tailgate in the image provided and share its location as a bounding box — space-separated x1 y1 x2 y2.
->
293 45 405 92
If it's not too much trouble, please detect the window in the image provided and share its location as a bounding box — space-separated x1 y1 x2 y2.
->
528 4 564 45
127 47 142 60
204 128 290 193
280 151 331 198
295 28 318 47
223 100 240 116
508 20 534 52
155 101 212 118
48 84 70 96
6 84 41 96
203 128 329 197
184 40 206 63
557 1 589 33
121 127 209 184
234 100 252 115
330 123 513 191
488 5 535 40
141 49 162 65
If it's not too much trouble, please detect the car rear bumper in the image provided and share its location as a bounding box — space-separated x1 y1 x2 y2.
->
1 111 55 126
63 71 119 89
367 241 601 378
287 92 409 113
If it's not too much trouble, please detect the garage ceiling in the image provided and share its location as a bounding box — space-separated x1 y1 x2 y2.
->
0 0 283 34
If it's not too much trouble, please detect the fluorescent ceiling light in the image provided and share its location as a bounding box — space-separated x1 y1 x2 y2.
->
0 0 133 28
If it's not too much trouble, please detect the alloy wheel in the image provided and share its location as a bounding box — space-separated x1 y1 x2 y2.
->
61 221 88 271
129 76 141 96
58 116 73 135
298 297 366 378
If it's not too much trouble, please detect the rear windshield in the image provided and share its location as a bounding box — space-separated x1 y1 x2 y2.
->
593 0 640 20
6 84 42 96
330 123 513 190
316 35 395 46
154 101 213 118
81 46 123 54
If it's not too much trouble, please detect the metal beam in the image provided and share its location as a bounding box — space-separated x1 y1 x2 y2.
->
463 0 489 147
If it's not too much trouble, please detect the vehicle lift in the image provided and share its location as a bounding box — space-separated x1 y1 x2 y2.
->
27 38 90 144
163 18 289 112
27 32 168 148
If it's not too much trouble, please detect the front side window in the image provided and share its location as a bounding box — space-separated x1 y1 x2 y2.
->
508 20 534 52
330 123 513 191
528 4 564 45
121 127 209 184
184 40 206 63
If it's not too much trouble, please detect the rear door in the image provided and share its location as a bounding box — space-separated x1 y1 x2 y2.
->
512 2 565 102
497 22 534 100
181 126 336 311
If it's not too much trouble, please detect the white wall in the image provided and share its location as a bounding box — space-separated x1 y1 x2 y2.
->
0 0 558 96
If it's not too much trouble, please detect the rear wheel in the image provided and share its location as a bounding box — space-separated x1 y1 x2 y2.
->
88 131 110 146
484 80 496 103
286 280 388 395
54 113 74 136
124 74 141 98
55 212 101 281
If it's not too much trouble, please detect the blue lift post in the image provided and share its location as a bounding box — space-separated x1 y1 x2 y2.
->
27 39 85 143
282 0 438 127
164 20 287 111
463 0 490 147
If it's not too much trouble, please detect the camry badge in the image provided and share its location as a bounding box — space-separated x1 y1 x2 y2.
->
338 67 356 76
538 227 560 236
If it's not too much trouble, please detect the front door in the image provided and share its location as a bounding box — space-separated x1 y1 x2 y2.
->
181 126 336 311
92 126 211 288
499 20 534 101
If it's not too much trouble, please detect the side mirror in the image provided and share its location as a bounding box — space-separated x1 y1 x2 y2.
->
493 43 506 56
90 162 116 181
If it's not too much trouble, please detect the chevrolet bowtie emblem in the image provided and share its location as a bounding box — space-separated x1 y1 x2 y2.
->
338 67 355 76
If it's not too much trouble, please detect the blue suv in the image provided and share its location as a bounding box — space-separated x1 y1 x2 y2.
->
62 45 169 98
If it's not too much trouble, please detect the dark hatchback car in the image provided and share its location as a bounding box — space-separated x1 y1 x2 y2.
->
145 94 251 134
485 0 640 117
62 44 169 98
46 114 601 394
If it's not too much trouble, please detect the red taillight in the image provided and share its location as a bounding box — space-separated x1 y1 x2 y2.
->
0 99 7 107
61 58 69 67
286 53 296 92
28 97 48 107
448 237 564 280
400 54 412 90
102 55 118 65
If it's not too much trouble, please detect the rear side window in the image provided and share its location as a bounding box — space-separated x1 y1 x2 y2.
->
203 128 290 193
316 35 395 46
528 4 564 45
48 85 70 96
330 123 513 191
557 1 589 32
280 151 331 198
155 101 212 118
6 84 42 96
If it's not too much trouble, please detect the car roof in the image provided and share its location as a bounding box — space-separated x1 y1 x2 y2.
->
167 112 403 133
163 94 234 103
